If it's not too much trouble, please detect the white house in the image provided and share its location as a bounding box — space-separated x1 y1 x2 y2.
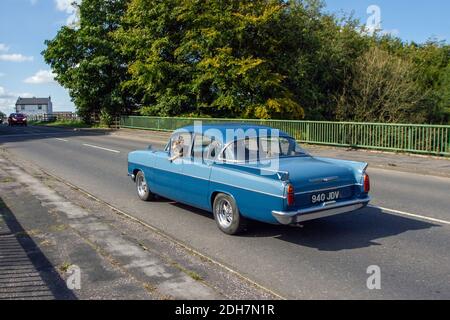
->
15 97 53 116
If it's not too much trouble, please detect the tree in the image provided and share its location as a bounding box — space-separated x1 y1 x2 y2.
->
44 0 450 124
335 47 427 123
407 41 450 123
43 0 132 122
437 63 450 123
116 0 307 119
275 2 370 120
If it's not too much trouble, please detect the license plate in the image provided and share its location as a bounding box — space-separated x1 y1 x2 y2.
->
311 190 340 204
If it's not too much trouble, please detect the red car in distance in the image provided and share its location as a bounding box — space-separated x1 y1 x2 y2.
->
8 113 28 126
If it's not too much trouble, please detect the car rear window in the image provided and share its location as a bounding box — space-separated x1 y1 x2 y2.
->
222 136 308 162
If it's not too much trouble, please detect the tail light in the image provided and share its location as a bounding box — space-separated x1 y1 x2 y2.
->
363 174 370 193
286 184 295 206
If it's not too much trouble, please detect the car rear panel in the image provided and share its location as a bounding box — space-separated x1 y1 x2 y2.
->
276 157 365 210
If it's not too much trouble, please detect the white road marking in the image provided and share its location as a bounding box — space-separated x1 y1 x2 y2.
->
55 138 68 142
82 143 120 154
369 205 450 225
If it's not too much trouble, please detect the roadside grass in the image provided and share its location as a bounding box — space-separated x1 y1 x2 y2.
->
29 119 94 128
59 262 73 273
170 261 204 282
49 224 68 232
186 270 203 281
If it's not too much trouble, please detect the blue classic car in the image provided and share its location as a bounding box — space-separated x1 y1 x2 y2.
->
128 124 371 235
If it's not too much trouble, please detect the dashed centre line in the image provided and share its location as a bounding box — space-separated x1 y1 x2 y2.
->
82 143 121 154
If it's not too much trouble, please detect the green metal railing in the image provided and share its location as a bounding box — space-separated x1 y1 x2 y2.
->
120 116 450 156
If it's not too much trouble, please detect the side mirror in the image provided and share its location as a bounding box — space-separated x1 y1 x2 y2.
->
147 144 153 151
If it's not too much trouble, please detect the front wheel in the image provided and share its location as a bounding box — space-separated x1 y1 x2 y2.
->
135 171 155 201
213 193 247 235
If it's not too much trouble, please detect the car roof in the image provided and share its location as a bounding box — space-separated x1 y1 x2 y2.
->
173 123 292 144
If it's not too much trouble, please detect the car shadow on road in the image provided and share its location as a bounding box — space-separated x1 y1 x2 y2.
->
0 197 77 300
241 206 439 251
169 202 215 219
168 202 439 251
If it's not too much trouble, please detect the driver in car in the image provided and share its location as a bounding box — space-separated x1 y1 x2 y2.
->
169 136 184 161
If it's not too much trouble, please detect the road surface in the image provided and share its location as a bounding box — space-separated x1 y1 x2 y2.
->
1 125 449 299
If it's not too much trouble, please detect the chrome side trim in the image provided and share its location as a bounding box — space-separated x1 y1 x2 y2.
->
272 197 371 225
132 163 287 199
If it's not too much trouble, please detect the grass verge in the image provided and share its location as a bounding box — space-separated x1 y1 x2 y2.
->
29 120 94 128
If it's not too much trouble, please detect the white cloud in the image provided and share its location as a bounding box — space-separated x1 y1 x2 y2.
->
55 0 72 11
0 44 9 52
0 99 15 114
0 45 34 63
1 86 33 95
0 86 33 114
24 70 57 84
0 87 16 100
382 29 400 37
0 54 34 62
55 0 81 26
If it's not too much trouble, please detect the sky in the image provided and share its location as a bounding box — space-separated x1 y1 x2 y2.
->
325 0 450 42
1 0 449 116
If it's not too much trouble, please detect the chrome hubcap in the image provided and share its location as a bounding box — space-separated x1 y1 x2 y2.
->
216 199 233 228
137 174 147 197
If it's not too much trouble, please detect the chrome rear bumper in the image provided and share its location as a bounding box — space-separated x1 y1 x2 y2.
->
272 197 371 225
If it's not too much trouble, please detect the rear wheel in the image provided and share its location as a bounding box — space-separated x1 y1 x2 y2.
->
135 171 155 201
213 193 247 235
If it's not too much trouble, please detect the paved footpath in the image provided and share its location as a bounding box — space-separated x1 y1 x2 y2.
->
0 150 276 300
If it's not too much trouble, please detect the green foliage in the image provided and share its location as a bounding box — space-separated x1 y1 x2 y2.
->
43 0 133 123
374 38 450 123
30 119 91 128
335 47 426 123
44 0 450 124
116 0 307 119
100 108 113 126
